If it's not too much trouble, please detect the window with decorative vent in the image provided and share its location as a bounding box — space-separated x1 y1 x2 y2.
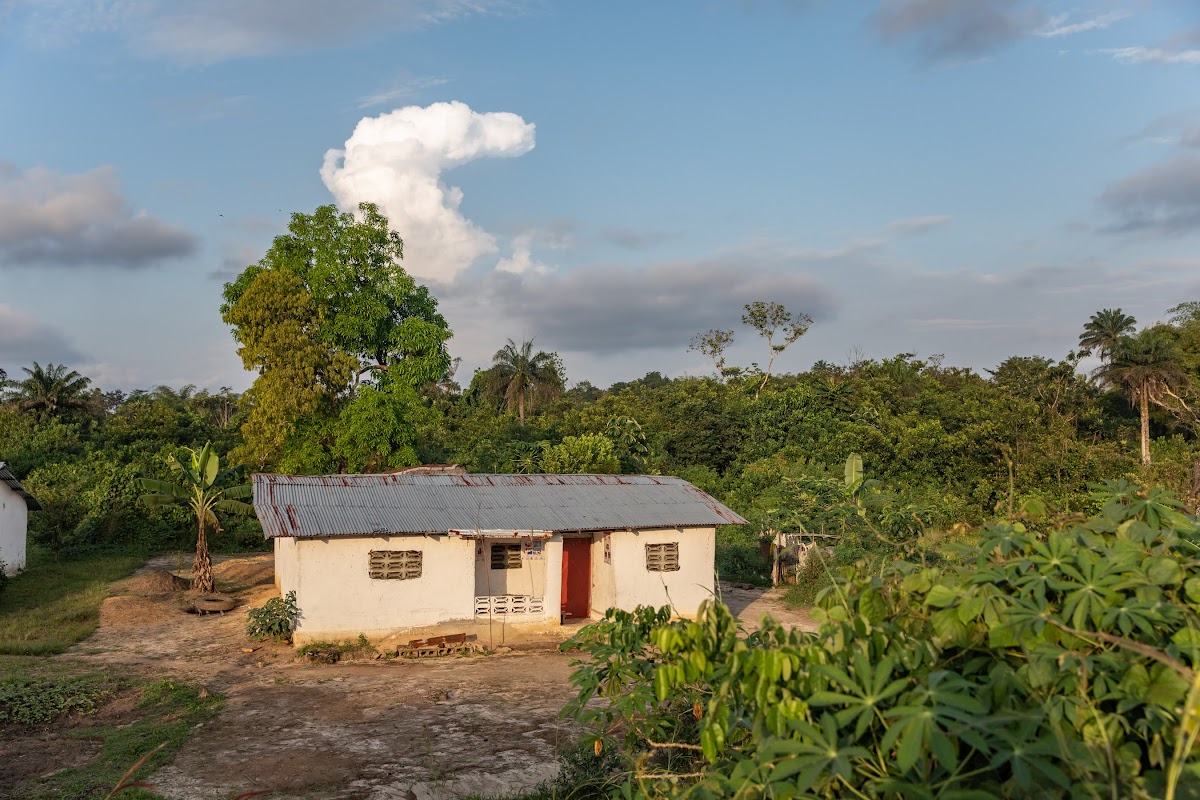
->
645 542 680 572
490 543 523 569
368 550 423 580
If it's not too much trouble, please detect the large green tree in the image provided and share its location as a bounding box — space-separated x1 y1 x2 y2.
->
221 203 452 471
1079 308 1137 363
1096 328 1191 466
5 362 92 418
741 301 812 398
485 339 564 425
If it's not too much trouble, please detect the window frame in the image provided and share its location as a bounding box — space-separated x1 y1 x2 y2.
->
645 542 681 572
368 549 423 580
490 543 523 570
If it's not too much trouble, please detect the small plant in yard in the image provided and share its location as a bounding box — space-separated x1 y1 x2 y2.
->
0 674 116 724
298 635 377 663
0 559 8 594
245 590 299 642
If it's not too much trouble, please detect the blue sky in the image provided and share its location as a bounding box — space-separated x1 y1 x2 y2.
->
1 0 1198 391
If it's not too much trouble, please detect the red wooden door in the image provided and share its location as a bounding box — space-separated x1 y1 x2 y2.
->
561 538 591 619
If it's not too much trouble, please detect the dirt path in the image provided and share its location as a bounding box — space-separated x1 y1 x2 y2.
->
49 556 817 799
720 583 819 634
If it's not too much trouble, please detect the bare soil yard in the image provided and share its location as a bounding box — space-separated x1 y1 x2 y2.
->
7 555 814 800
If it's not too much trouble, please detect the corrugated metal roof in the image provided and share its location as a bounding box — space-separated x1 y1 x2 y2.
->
252 473 747 538
0 462 41 511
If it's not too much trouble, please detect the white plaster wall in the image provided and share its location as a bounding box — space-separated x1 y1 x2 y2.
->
274 537 299 595
294 534 474 640
544 535 563 623
589 532 617 615
0 482 28 576
612 527 715 618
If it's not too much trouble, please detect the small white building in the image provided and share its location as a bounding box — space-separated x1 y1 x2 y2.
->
251 473 746 645
0 462 40 576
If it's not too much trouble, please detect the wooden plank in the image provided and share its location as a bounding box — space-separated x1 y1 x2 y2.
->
407 632 467 648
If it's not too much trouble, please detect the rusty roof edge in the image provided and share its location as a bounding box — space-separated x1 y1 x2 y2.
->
0 461 41 511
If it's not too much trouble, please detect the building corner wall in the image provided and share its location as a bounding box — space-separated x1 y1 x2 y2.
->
612 526 715 618
0 482 28 575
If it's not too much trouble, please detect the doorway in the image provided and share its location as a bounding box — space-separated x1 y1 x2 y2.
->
560 537 591 619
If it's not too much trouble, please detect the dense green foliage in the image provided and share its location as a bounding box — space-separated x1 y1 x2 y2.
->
2 204 1197 598
561 483 1200 797
220 203 451 471
246 590 300 642
0 673 116 724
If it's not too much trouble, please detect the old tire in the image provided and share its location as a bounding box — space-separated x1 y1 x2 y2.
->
191 594 237 614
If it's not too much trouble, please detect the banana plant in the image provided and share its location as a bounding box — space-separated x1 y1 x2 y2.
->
140 443 253 593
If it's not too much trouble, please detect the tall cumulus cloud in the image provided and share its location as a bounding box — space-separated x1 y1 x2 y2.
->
321 101 536 282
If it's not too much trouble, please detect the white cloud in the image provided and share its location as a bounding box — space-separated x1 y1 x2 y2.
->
1 0 520 64
1035 11 1129 38
886 214 953 235
320 101 536 282
0 163 196 268
495 231 553 276
1101 46 1200 65
0 304 86 369
357 75 451 109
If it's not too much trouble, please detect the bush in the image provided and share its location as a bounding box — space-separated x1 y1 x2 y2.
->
0 560 7 594
562 480 1200 798
245 591 299 642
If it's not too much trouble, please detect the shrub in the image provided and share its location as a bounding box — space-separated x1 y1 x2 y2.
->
562 480 1200 798
245 590 299 642
0 560 7 594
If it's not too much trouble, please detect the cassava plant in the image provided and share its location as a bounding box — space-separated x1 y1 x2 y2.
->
562 479 1200 798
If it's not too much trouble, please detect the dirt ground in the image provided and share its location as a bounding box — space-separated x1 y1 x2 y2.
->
20 555 815 800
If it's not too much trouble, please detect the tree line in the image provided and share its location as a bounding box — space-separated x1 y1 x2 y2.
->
1 203 1197 572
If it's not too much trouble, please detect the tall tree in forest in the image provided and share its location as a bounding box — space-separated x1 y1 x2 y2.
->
6 362 92 418
487 339 564 425
221 204 452 470
140 443 252 592
1095 328 1191 466
689 329 735 381
742 301 813 398
1079 308 1137 363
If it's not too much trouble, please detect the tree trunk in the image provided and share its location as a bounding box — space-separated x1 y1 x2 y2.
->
193 518 214 593
1140 383 1152 467
518 392 525 426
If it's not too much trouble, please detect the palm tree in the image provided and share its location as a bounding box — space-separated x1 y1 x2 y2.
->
140 443 253 592
1095 329 1190 466
1079 309 1137 363
9 362 92 417
487 339 564 425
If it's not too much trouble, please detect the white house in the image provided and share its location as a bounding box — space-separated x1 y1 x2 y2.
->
0 462 40 575
251 473 747 645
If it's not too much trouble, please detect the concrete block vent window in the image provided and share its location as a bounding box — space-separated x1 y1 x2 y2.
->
491 543 522 569
368 550 422 580
645 542 680 572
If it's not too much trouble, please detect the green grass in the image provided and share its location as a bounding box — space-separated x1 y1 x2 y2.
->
0 547 143 654
29 678 223 800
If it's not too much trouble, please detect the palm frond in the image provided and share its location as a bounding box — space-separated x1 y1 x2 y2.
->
214 499 255 516
140 494 182 509
139 478 188 498
222 484 253 500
